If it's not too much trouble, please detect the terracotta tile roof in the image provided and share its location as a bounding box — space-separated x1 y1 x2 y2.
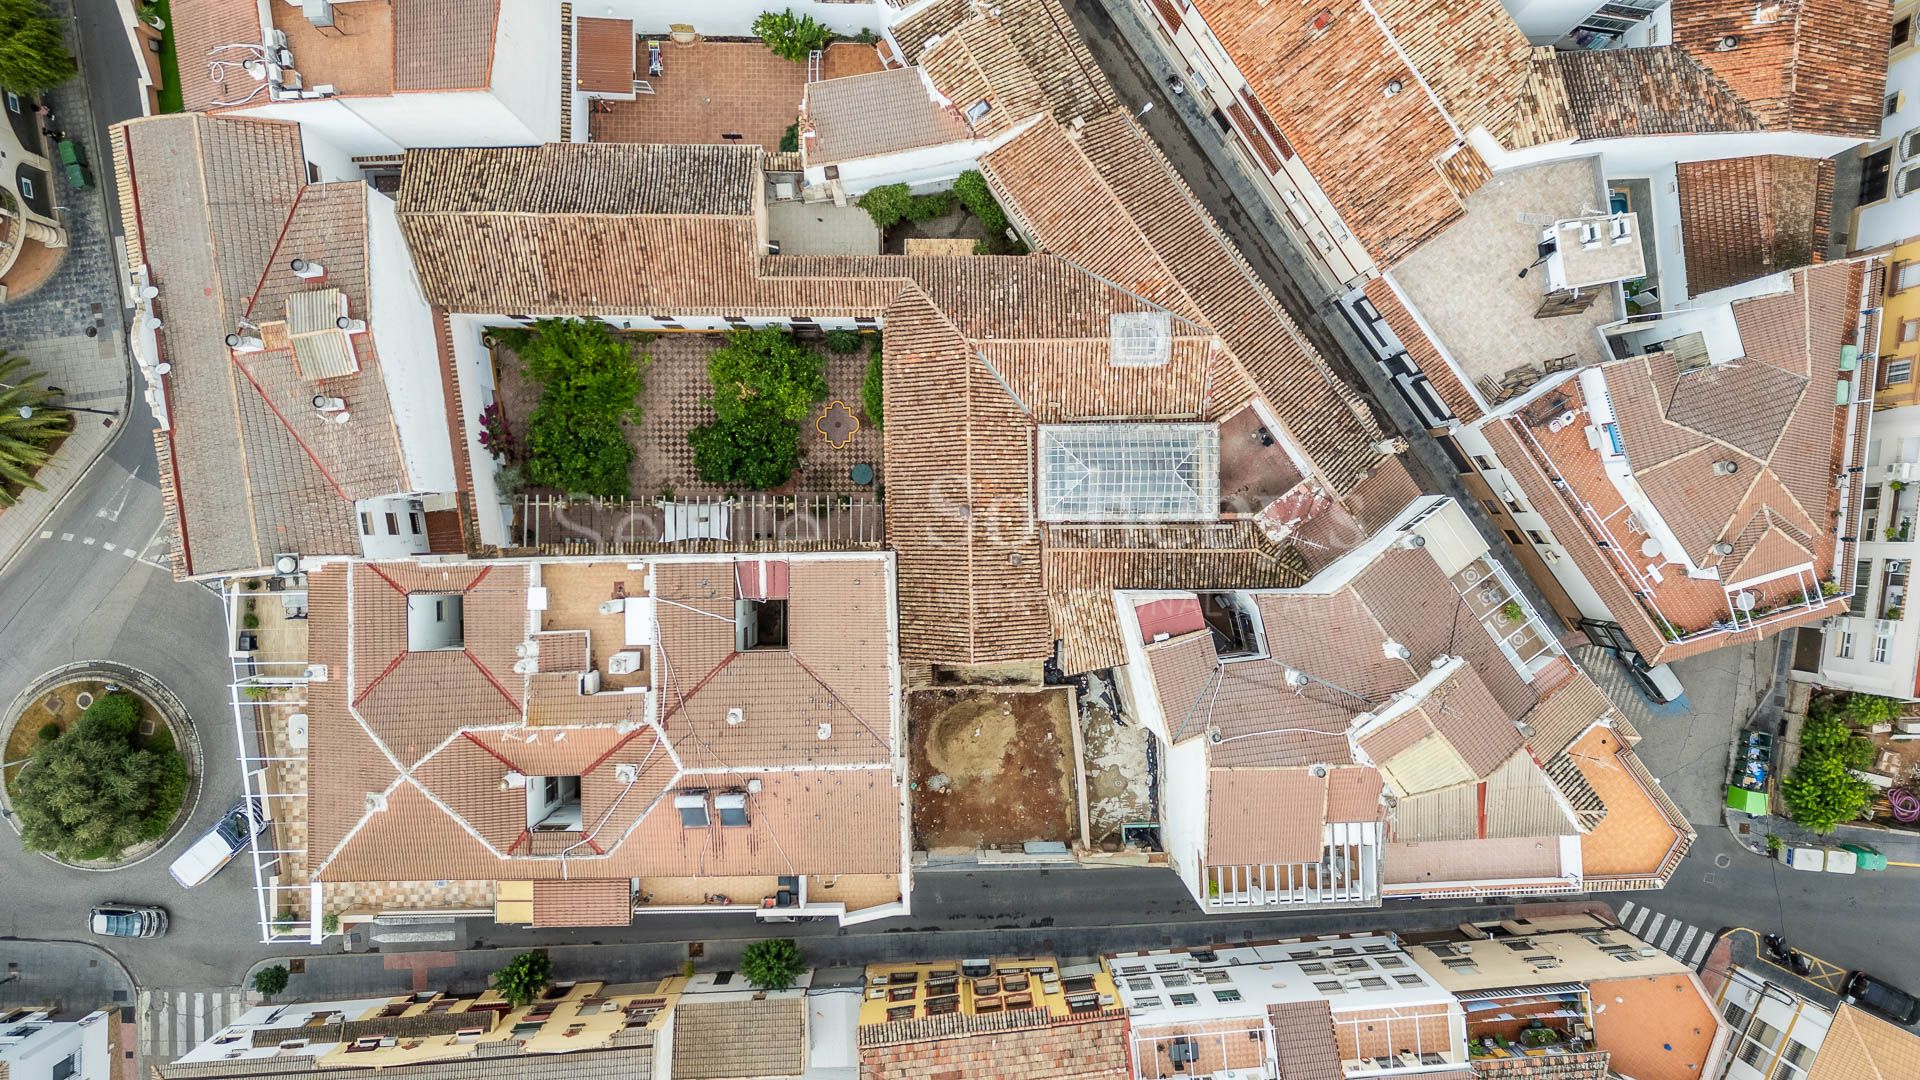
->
1587 975 1718 1080
573 17 634 95
1266 1001 1342 1080
116 115 415 577
1332 1003 1457 1062
671 998 805 1080
1044 522 1306 675
530 878 632 927
1522 673 1618 760
400 143 759 217
1671 0 1890 137
1805 1004 1920 1080
803 67 972 165
1351 548 1537 721
917 14 1051 142
393 0 499 92
1180 0 1556 265
1677 156 1833 294
302 556 903 886
1391 749 1578 842
859 1011 1132 1080
1145 632 1219 730
1325 766 1386 823
1207 767 1327 865
891 0 1114 126
170 0 265 111
1556 47 1762 138
1470 1050 1611 1079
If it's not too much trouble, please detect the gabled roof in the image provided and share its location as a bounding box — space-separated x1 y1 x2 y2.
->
1670 0 1890 137
803 67 973 165
1176 0 1565 266
671 999 805 1080
114 114 416 577
1556 47 1763 139
1678 156 1833 294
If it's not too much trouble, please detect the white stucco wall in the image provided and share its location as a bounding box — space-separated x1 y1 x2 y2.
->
448 314 512 547
1819 404 1920 700
804 137 1009 197
366 189 457 494
345 91 543 150
1500 0 1610 43
1854 44 1920 252
234 98 401 164
0 1013 113 1080
491 0 564 143
1160 734 1210 907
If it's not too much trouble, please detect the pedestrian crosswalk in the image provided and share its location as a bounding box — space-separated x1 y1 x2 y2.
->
137 989 247 1067
1616 901 1715 968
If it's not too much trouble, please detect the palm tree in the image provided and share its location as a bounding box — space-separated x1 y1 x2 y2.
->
0 351 70 505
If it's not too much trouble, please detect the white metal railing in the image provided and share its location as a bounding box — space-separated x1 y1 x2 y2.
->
222 580 315 944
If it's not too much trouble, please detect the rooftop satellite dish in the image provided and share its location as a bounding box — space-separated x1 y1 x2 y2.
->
1736 591 1758 612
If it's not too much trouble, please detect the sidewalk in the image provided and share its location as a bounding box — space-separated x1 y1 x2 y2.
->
0 0 135 574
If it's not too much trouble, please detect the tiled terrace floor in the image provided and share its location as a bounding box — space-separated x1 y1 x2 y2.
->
1565 726 1687 878
589 41 883 150
322 879 498 918
1391 159 1623 404
538 562 649 690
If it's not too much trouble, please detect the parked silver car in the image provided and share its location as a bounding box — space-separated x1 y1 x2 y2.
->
89 903 168 938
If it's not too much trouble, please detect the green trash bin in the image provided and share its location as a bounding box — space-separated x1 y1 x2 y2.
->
64 162 92 190
56 138 84 166
1725 785 1769 816
1838 842 1887 871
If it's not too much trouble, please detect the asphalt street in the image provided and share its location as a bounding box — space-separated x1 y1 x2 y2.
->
0 0 1912 1016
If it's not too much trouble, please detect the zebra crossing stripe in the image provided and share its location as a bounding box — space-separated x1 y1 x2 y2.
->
1674 926 1699 959
1688 933 1714 967
1643 913 1666 942
1618 901 1637 924
1628 907 1652 936
1659 920 1682 951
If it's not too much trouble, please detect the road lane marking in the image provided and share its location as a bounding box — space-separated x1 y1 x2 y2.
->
122 548 136 558
1675 926 1698 959
101 543 115 552
82 537 94 545
60 533 72 541
1688 933 1713 966
1628 907 1651 935
1618 901 1637 923
1643 913 1666 942
1660 920 1682 951
39 531 50 539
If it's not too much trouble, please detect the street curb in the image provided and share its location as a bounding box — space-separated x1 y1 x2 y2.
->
0 661 206 871
0 936 139 996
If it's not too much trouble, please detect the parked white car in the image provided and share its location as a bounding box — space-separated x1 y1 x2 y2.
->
168 797 267 888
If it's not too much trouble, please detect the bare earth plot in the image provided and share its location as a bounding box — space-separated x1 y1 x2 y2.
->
908 687 1079 852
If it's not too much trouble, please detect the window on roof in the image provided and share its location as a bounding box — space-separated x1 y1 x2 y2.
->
1862 147 1894 203
675 791 710 828
715 791 749 827
1109 312 1172 367
51 1056 75 1080
1038 423 1220 521
406 593 464 651
735 598 787 650
527 775 582 830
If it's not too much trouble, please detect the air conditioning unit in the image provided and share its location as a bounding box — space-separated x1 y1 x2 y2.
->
303 664 329 682
1893 462 1918 481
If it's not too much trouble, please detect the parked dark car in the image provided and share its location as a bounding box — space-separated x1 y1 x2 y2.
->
1844 971 1920 1025
89 903 168 938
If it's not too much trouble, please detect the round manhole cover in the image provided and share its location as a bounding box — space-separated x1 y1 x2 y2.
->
75 692 94 711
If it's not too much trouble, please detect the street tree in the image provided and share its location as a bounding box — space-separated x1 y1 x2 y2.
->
10 692 187 860
490 951 553 1006
251 966 289 998
1782 750 1874 833
0 0 77 93
741 938 805 991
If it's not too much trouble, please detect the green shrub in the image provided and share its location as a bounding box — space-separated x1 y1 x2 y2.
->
823 329 865 354
862 352 884 427
11 694 188 861
1782 750 1874 833
689 330 825 490
0 0 77 93
252 965 289 997
321 912 340 935
953 170 1010 237
517 319 647 498
491 951 553 1006
242 612 260 630
741 938 805 990
753 8 833 62
691 410 804 491
859 183 915 230
905 190 956 222
1843 736 1878 772
1799 714 1850 755
1842 693 1903 726
37 721 59 742
779 122 799 153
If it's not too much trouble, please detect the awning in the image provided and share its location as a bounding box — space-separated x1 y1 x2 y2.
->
659 500 729 542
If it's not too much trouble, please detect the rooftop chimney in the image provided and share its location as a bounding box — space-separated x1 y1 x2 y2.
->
290 258 326 281
1713 460 1739 476
226 332 265 353
335 316 367 334
311 394 346 413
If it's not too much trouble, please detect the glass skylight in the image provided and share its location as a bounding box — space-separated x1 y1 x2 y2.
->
1038 423 1219 522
